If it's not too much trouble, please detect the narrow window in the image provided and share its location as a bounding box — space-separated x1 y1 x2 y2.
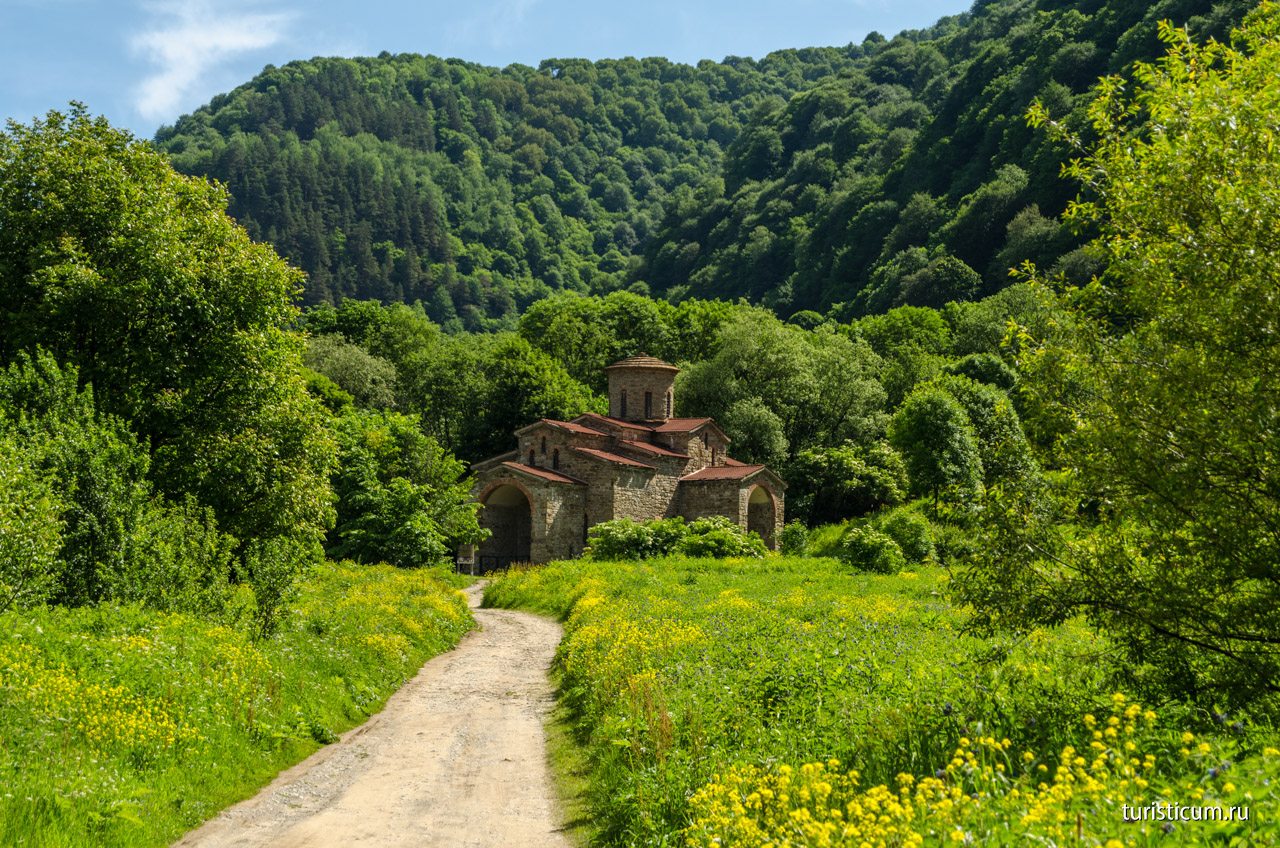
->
703 433 709 447
528 448 535 465
666 391 673 418
583 514 590 545
620 390 628 418
541 436 547 454
553 449 560 470
645 391 652 419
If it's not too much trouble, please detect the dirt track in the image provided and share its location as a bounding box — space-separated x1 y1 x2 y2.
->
174 583 571 848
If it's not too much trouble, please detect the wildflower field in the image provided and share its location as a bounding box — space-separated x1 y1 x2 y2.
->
0 562 473 847
485 557 1280 846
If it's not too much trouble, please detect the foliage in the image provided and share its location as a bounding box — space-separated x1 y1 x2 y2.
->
0 107 339 597
836 525 906 574
931 373 1039 486
677 310 887 464
327 410 484 569
888 385 983 508
879 507 935 564
942 351 1017 392
674 516 768 559
777 520 809 556
0 432 64 613
303 334 398 410
156 49 869 316
0 562 473 847
959 6 1280 707
584 516 766 561
0 353 239 619
785 441 907 526
484 558 1277 846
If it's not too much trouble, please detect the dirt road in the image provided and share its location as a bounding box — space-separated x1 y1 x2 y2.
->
175 583 571 848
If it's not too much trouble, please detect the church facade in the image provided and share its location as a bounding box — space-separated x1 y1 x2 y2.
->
464 355 786 569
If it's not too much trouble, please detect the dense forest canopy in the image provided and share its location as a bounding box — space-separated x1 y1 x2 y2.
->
156 0 1253 323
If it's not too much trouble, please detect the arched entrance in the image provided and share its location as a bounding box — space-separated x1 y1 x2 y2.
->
747 485 777 549
477 483 532 572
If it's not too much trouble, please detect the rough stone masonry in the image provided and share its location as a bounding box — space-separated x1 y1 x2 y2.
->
464 355 785 568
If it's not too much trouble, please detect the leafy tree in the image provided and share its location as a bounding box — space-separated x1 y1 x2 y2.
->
328 410 484 569
304 334 399 410
785 442 908 525
932 374 1038 486
888 386 983 509
679 310 887 462
958 8 1280 705
0 108 338 603
942 353 1018 392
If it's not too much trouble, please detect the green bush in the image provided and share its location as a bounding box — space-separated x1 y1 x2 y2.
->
880 509 935 564
837 525 906 574
586 516 767 561
675 517 768 559
0 432 64 613
778 520 809 556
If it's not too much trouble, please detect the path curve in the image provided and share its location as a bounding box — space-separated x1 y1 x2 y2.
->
174 583 571 848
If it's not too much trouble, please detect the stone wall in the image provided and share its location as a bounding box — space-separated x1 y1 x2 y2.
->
608 369 676 422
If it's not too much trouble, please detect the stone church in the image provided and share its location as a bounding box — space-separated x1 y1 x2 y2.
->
464 355 785 569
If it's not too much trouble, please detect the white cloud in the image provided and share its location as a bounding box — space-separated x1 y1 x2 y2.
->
131 0 294 121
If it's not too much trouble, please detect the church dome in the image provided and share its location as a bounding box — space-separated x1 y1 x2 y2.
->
604 355 680 373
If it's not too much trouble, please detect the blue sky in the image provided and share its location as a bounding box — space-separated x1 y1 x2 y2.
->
1 0 969 140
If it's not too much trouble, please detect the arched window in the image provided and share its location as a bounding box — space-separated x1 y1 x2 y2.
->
528 448 535 465
645 391 653 419
702 433 709 447
620 390 628 418
666 391 673 418
541 436 547 454
552 449 560 470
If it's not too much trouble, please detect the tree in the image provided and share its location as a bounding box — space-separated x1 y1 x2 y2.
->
328 410 484 569
957 7 1280 705
0 107 337 622
888 386 983 509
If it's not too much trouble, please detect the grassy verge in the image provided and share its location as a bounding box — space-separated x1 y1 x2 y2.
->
0 561 474 847
486 556 1280 847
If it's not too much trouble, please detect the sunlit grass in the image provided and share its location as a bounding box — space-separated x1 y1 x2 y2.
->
486 556 1279 846
0 562 474 847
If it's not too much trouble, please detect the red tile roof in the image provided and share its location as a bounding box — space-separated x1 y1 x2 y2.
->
572 447 656 469
500 461 586 484
680 464 767 481
621 439 688 458
574 413 653 432
652 418 713 433
724 456 748 466
604 355 679 373
541 418 606 435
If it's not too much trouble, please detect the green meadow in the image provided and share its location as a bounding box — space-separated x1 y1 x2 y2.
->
486 557 1280 847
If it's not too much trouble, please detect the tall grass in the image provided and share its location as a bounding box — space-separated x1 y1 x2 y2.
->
486 557 1279 846
0 562 473 847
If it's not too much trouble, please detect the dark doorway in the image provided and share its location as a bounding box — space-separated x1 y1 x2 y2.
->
477 484 532 571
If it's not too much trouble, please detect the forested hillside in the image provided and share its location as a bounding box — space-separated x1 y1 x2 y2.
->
157 0 1252 320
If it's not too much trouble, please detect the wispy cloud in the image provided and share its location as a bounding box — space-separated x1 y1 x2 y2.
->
131 0 294 121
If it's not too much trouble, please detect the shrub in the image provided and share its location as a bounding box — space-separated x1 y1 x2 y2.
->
0 432 64 612
675 517 767 559
837 525 906 574
586 516 767 561
880 509 935 563
585 517 689 560
778 520 809 556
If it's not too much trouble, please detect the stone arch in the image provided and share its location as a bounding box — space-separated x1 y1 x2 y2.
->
747 484 778 550
476 481 533 570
